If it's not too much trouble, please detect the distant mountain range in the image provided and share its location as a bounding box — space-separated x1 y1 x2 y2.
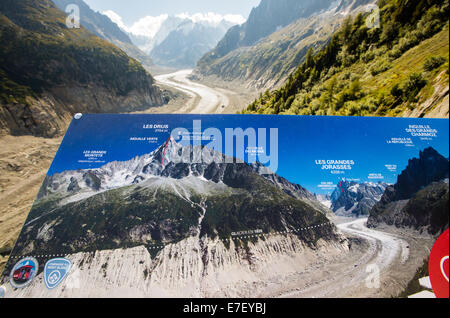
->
316 194 332 209
0 0 163 137
104 13 242 69
368 147 449 235
149 18 236 68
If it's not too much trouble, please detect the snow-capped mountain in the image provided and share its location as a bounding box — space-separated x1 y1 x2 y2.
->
150 19 237 68
39 137 327 211
24 137 339 256
6 138 348 297
330 181 388 217
39 137 229 202
103 12 243 68
126 16 186 55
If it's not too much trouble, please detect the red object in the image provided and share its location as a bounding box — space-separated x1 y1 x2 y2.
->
161 137 171 165
12 265 34 283
429 229 449 298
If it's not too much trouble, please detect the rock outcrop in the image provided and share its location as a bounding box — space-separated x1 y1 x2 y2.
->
368 147 449 235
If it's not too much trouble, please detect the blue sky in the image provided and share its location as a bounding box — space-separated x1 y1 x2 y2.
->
84 0 261 24
47 114 449 195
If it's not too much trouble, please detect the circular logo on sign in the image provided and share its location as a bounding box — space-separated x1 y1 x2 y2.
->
0 285 6 298
48 270 61 285
9 257 39 289
429 229 449 298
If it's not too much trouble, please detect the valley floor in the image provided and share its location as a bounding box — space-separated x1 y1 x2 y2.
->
140 69 260 115
276 218 434 298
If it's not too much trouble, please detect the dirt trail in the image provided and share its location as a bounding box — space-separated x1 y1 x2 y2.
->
0 135 61 273
146 69 259 115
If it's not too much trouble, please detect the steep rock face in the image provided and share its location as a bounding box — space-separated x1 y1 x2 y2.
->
53 0 132 44
0 83 162 137
52 0 154 69
0 0 163 137
330 181 388 217
194 14 336 89
399 180 449 234
194 0 375 89
208 0 334 59
367 148 449 235
390 147 449 201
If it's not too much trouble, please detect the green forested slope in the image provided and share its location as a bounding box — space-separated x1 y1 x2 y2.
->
243 0 449 117
0 0 151 103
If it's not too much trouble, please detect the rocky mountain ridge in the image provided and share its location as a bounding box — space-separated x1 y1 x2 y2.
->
39 137 331 214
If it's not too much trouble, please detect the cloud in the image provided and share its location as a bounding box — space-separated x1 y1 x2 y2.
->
175 12 246 26
102 10 128 31
102 10 169 38
128 14 169 38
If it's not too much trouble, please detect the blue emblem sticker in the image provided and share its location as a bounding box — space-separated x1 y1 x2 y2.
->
9 257 39 289
44 258 72 290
